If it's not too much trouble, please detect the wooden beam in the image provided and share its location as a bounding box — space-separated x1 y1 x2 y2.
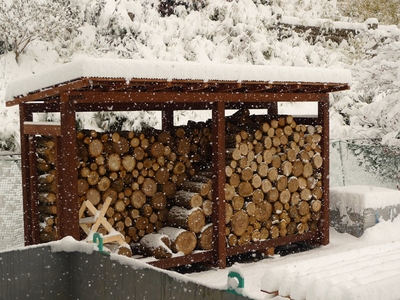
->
28 135 40 245
145 82 173 92
318 96 330 245
148 251 214 269
226 231 318 256
212 101 227 268
75 100 214 112
57 92 80 240
25 101 60 113
240 83 272 92
23 122 61 136
6 79 91 106
162 108 174 131
19 104 37 245
6 76 349 107
72 91 326 105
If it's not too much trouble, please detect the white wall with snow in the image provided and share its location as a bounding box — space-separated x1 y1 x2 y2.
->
0 156 24 249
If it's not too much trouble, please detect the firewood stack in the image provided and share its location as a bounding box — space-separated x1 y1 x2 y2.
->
75 126 213 257
33 110 324 259
36 136 58 242
224 113 324 246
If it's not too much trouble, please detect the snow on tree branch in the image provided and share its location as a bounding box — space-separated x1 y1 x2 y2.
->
0 0 81 63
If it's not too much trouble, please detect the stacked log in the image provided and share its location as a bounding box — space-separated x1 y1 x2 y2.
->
224 114 324 246
33 111 324 259
36 136 59 243
75 127 213 257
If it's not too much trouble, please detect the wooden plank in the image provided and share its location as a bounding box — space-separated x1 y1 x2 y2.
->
226 231 319 257
57 92 80 240
23 122 61 136
75 100 214 112
77 100 281 112
162 108 174 131
19 104 35 246
26 114 41 245
72 91 328 105
212 101 227 268
319 97 330 245
148 251 214 269
6 78 91 106
25 101 60 113
6 75 349 107
268 102 278 115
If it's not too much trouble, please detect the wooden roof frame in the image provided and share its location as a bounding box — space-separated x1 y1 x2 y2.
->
7 77 349 107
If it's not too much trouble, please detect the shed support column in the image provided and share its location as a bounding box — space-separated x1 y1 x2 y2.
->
162 108 174 131
211 101 227 268
58 93 80 240
318 96 330 245
20 104 39 245
268 102 278 116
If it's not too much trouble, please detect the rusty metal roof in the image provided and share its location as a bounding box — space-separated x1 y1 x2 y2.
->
5 58 350 106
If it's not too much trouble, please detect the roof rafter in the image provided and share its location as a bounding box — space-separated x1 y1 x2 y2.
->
6 76 350 107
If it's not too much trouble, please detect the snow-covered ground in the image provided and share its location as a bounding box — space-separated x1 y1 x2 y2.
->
185 217 400 300
182 185 400 300
2 184 399 300
3 201 398 300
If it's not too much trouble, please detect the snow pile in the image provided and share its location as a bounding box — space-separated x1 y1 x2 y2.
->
186 217 400 300
331 185 400 215
330 185 400 237
4 57 351 102
260 237 400 299
50 235 96 254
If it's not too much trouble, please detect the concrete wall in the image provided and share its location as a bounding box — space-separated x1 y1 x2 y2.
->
0 245 250 300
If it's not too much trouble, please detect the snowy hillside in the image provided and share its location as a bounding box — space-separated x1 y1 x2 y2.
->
0 0 399 177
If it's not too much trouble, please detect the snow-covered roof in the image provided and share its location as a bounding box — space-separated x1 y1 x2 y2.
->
5 58 351 104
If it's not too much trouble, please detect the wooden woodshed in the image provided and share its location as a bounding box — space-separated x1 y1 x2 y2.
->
5 58 350 268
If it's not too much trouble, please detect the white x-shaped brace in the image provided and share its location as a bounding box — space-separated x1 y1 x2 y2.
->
79 196 125 246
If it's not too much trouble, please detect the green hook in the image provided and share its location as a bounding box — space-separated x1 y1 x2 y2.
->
93 233 110 256
227 271 244 295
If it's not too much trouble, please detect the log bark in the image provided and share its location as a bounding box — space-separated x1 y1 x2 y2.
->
140 233 173 259
181 181 210 197
168 206 205 234
174 190 203 208
38 192 57 205
197 223 213 250
158 227 197 255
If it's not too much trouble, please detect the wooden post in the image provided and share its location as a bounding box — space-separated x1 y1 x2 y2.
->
162 108 174 132
212 101 227 268
268 102 278 116
318 96 330 245
57 93 80 240
19 104 40 245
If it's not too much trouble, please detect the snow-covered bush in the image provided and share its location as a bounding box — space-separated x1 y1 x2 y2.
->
339 0 400 25
0 0 81 63
158 0 207 17
90 111 160 132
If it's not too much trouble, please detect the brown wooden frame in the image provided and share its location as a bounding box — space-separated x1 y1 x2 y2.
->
8 77 348 268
